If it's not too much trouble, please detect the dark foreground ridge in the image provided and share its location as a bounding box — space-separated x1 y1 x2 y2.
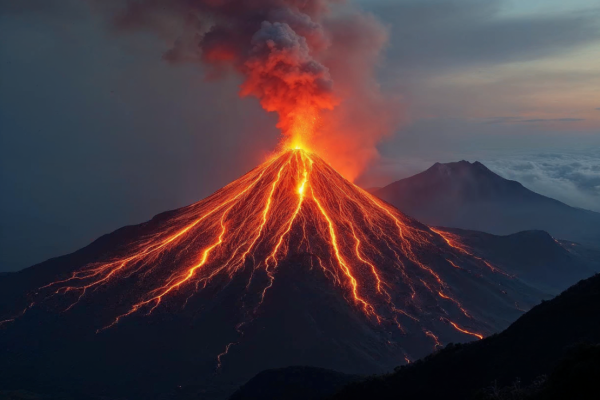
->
229 367 359 400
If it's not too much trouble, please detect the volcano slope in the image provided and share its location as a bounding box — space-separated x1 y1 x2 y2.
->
0 149 593 399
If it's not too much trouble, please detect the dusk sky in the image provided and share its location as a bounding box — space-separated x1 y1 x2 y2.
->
1 0 599 272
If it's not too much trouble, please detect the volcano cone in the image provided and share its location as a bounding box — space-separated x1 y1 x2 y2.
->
0 149 544 399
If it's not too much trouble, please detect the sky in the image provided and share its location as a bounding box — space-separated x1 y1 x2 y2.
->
1 0 599 272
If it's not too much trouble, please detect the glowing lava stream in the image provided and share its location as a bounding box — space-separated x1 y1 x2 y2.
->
38 148 512 354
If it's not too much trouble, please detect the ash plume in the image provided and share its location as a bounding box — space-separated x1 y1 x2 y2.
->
91 0 400 179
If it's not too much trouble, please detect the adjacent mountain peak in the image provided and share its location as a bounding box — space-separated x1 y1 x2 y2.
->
376 160 536 215
425 160 506 182
374 161 600 246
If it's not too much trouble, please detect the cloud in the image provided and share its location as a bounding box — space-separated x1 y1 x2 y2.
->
368 141 600 213
521 118 585 123
366 115 600 213
367 0 600 73
483 117 586 124
345 1 600 139
485 150 600 212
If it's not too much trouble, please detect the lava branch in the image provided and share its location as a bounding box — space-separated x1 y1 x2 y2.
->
309 184 379 318
217 153 313 368
39 158 279 305
100 197 238 331
98 159 290 330
445 319 484 340
259 152 312 302
356 191 481 338
0 302 35 327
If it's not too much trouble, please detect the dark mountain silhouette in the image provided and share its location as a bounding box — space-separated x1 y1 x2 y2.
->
374 161 600 247
472 343 600 400
229 367 359 400
0 151 597 400
231 272 600 400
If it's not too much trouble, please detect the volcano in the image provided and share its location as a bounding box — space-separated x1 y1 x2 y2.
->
0 149 590 399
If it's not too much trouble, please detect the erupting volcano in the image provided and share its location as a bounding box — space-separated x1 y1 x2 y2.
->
0 5 551 394
0 146 566 398
3 3 598 400
42 148 491 335
28 147 538 358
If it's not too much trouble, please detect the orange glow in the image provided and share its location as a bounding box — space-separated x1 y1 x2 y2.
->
284 108 319 152
39 148 498 363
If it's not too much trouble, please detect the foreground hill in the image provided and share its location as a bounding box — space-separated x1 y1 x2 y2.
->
229 367 359 400
374 161 600 247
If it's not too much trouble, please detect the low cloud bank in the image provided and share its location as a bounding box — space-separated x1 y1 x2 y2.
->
484 150 600 212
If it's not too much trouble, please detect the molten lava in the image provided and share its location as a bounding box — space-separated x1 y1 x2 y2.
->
37 148 510 356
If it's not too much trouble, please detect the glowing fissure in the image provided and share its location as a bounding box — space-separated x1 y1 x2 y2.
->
36 148 516 362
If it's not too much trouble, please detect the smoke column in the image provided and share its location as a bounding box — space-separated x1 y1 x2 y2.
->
94 0 401 180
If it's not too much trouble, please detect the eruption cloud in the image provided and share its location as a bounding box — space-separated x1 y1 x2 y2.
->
93 0 400 179
241 20 337 146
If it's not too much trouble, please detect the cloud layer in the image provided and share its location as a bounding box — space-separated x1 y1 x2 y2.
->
486 150 600 212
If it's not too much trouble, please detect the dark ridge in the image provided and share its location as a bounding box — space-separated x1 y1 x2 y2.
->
229 367 359 400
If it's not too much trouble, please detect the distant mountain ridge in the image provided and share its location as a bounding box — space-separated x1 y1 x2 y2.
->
374 161 600 247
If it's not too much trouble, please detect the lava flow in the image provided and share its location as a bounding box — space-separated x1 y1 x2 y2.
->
37 147 515 355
